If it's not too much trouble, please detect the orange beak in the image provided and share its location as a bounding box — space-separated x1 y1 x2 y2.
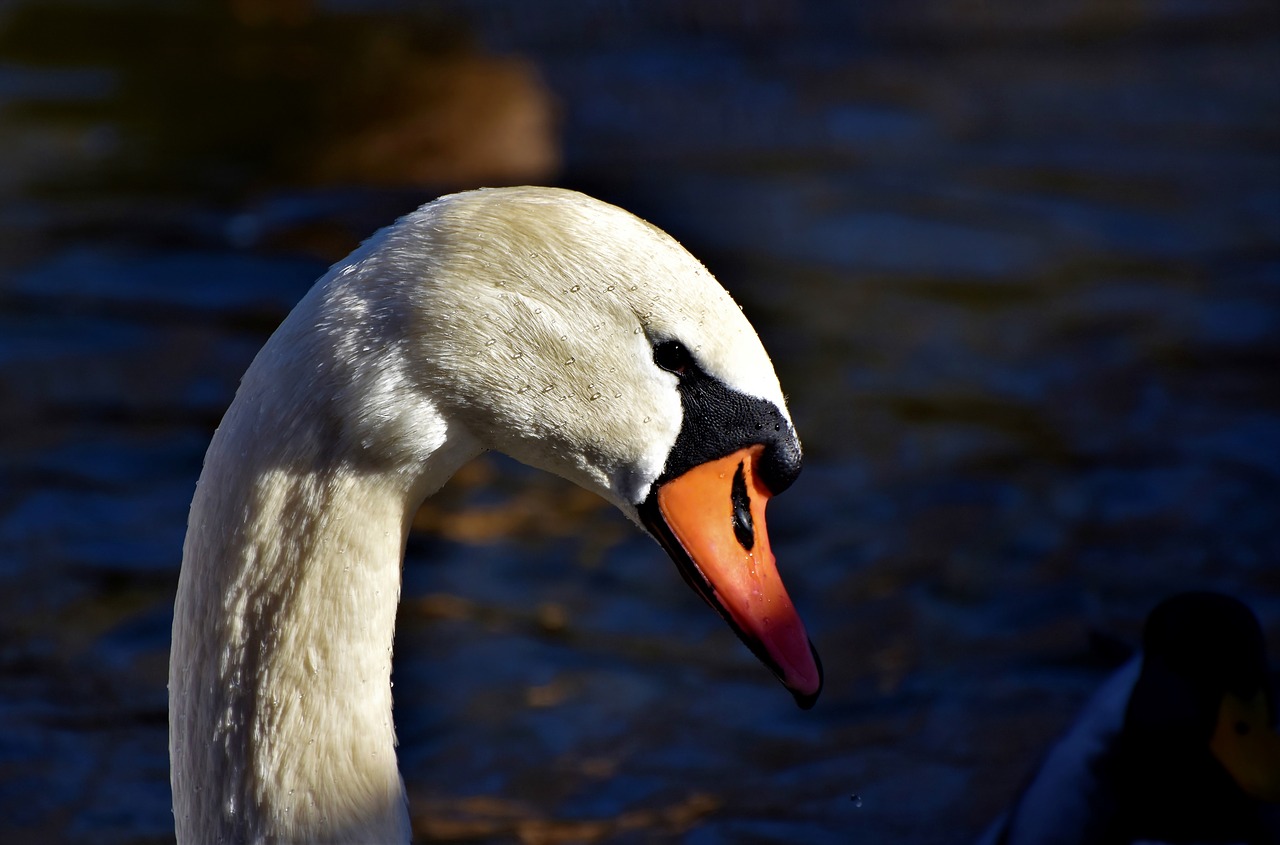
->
1210 688 1280 803
640 445 822 707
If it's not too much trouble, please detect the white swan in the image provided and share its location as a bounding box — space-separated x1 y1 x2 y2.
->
169 186 822 844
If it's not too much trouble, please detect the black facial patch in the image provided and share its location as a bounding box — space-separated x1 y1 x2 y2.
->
649 341 802 497
730 460 754 551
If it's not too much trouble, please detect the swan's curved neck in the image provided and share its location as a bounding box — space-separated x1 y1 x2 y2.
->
167 186 810 843
170 300 481 843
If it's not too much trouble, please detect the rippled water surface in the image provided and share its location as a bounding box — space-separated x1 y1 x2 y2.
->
1 2 1278 843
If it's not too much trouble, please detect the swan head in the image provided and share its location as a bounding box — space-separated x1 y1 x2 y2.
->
322 186 822 706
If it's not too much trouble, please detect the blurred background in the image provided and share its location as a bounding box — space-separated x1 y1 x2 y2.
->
1 1 1277 843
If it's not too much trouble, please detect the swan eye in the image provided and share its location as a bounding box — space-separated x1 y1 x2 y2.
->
653 340 694 376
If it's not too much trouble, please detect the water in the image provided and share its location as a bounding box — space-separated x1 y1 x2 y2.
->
1 1 1278 843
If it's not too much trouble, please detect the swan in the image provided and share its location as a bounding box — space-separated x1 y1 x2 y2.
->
979 592 1280 845
168 186 823 844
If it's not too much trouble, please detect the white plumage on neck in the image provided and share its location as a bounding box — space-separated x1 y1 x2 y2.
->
171 288 481 843
169 187 797 843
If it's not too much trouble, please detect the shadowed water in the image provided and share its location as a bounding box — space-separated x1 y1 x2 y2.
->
1 1 1277 843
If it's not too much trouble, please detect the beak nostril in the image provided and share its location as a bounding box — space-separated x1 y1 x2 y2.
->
730 461 754 551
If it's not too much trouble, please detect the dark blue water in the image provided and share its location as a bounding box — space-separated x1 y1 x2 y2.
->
1 2 1277 843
